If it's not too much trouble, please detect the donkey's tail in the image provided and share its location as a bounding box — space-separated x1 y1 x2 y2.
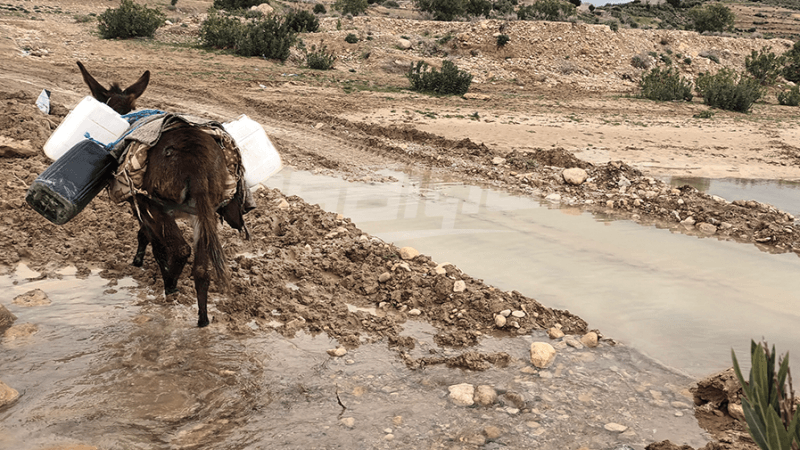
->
194 189 230 290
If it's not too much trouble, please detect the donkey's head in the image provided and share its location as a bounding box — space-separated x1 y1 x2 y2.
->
77 61 150 115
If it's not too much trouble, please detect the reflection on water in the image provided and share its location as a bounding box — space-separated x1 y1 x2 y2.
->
266 168 800 377
668 177 800 217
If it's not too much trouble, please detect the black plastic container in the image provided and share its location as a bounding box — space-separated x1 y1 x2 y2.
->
26 139 118 225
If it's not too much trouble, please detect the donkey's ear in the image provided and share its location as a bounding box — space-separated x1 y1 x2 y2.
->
77 61 109 103
123 70 150 100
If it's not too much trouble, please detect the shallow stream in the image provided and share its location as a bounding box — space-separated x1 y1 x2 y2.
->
266 169 800 377
3 169 799 449
1 265 707 449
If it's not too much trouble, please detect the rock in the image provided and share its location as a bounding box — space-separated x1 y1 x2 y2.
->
433 262 452 275
499 309 511 317
0 379 19 408
0 136 37 158
453 280 466 292
408 308 421 316
547 327 564 339
680 217 696 227
340 417 356 428
604 422 628 432
0 304 16 331
250 3 274 15
728 402 745 422
327 347 347 357
697 223 717 235
448 383 475 406
562 168 589 186
277 198 290 209
492 156 506 165
398 247 419 260
397 38 412 50
618 176 631 187
13 289 50 307
511 310 525 318
494 314 506 327
545 193 562 202
671 401 691 409
483 425 502 439
473 385 498 406
580 331 599 348
463 93 490 100
378 272 392 283
4 323 38 340
529 342 556 368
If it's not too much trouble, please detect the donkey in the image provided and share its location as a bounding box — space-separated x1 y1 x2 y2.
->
77 61 245 327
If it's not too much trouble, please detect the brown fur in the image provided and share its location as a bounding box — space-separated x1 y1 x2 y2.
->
78 61 237 327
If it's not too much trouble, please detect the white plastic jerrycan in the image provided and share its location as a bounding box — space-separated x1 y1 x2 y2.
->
43 96 131 161
222 115 283 188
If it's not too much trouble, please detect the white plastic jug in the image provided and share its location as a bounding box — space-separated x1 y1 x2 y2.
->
223 115 282 188
43 96 130 161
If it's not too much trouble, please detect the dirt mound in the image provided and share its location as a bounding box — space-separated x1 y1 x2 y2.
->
505 148 592 171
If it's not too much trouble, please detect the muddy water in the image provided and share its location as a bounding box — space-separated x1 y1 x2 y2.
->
1 265 708 449
266 168 800 377
668 177 800 217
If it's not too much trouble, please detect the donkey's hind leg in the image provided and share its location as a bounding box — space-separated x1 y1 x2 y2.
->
137 196 191 296
132 226 149 267
191 221 212 328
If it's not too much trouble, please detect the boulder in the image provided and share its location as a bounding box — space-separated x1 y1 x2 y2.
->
250 3 274 15
448 383 475 406
529 342 556 368
562 168 588 186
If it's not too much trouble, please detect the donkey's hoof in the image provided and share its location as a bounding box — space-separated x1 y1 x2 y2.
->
132 257 144 267
198 316 210 328
165 286 180 296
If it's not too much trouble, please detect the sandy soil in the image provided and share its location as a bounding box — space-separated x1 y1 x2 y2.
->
3 1 800 449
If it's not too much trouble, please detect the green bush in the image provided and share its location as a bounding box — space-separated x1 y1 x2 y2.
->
213 0 263 9
384 0 399 6
687 2 734 33
660 54 672 66
746 48 787 86
639 67 693 102
97 0 166 39
783 41 800 83
496 34 510 47
334 0 369 16
306 45 336 69
517 0 576 21
605 19 619 31
631 53 650 69
285 9 319 32
200 9 243 48
465 0 492 17
407 60 473 96
493 0 517 15
313 3 327 13
235 15 296 61
696 69 762 113
344 32 358 43
732 341 800 450
414 0 465 21
777 86 800 106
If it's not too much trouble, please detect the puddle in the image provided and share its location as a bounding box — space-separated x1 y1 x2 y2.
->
0 267 708 449
667 177 800 217
266 168 800 377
